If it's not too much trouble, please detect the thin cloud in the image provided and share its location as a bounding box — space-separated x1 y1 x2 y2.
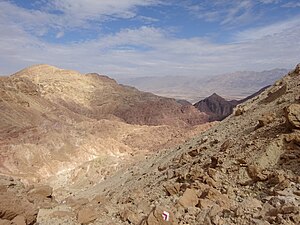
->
47 0 161 28
183 0 257 26
234 16 300 41
1 0 161 34
282 2 300 8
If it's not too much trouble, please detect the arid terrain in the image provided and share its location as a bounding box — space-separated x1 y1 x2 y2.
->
0 64 300 225
0 64 210 186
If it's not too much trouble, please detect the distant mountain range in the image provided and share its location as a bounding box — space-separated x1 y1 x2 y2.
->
118 68 289 103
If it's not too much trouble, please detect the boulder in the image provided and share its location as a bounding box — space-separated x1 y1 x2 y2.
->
119 208 140 224
141 207 177 225
256 113 275 128
178 189 198 208
284 104 300 129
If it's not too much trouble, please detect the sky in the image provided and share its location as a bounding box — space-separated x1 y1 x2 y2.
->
0 0 300 78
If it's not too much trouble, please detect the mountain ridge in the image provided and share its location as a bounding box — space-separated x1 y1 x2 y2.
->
118 68 289 102
0 65 210 186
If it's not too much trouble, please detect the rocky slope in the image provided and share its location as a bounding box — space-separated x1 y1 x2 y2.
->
13 65 207 126
194 86 270 121
0 65 210 188
28 64 299 225
1 64 299 225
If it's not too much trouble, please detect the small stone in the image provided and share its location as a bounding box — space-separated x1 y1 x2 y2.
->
220 139 233 152
284 132 300 145
251 219 271 225
238 167 252 185
167 169 175 179
187 149 199 157
158 164 168 172
164 183 180 196
273 179 290 192
247 165 268 182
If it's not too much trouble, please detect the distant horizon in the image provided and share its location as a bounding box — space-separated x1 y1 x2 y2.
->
0 63 291 80
0 1 299 78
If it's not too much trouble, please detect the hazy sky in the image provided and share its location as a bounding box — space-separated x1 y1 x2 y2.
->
1 0 299 77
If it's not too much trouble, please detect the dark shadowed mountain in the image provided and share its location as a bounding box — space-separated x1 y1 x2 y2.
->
194 93 238 121
194 86 271 121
